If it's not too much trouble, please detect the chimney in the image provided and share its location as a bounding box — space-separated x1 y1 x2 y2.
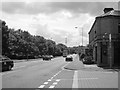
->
103 8 114 13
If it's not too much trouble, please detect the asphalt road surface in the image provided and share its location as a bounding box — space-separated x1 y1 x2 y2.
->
1 54 118 89
1 55 75 88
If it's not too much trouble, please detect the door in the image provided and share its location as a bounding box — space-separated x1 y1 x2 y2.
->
114 42 120 66
101 42 108 65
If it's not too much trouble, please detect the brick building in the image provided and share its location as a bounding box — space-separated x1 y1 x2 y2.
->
88 8 120 67
0 20 2 55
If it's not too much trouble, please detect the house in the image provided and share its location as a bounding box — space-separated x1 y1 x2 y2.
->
0 20 2 55
88 8 120 67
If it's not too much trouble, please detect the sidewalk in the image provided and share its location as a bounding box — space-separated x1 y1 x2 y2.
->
64 55 118 88
64 55 119 72
64 55 101 71
64 55 84 70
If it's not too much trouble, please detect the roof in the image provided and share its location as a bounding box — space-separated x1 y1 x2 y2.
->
97 10 120 18
88 9 120 34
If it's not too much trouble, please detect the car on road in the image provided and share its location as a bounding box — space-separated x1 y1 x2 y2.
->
0 55 14 71
65 56 73 62
42 55 53 61
82 56 94 64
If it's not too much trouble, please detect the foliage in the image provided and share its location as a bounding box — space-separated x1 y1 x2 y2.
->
1 20 81 59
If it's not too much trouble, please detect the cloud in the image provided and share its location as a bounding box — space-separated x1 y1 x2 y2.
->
1 2 118 16
1 1 118 47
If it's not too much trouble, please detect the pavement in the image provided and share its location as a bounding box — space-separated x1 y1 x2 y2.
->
64 55 119 72
64 55 84 70
64 55 103 71
64 55 119 89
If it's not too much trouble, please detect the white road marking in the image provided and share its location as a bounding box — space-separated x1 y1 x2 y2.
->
84 65 98 67
44 82 48 84
61 62 70 70
56 79 60 82
79 78 98 80
49 85 55 88
72 71 78 88
38 70 62 88
38 85 45 88
53 82 58 85
48 79 61 88
50 70 62 80
51 78 98 81
48 79 52 81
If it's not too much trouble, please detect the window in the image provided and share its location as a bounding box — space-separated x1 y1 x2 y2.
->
94 30 96 34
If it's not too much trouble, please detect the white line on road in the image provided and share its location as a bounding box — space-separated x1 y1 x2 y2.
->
79 78 98 80
72 71 78 88
50 70 62 80
53 82 58 85
38 63 67 88
48 79 52 81
61 62 70 70
49 85 55 88
49 79 60 88
44 82 49 84
56 79 60 82
38 85 45 88
38 70 62 88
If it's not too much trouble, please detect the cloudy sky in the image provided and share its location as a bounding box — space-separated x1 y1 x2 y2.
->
1 0 119 47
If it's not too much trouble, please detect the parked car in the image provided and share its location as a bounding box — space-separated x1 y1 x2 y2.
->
82 56 94 64
65 56 73 62
42 55 53 61
0 55 14 71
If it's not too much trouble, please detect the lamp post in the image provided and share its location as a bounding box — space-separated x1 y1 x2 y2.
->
75 27 83 46
109 34 112 68
82 27 83 46
65 37 67 46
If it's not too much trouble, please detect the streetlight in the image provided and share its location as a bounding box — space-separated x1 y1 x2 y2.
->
65 37 67 46
75 27 83 46
109 34 112 68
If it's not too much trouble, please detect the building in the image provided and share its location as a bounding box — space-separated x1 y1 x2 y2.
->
0 20 2 55
88 8 120 67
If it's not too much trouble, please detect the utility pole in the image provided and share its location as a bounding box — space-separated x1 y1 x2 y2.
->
109 34 112 68
65 37 67 46
82 27 83 46
75 27 83 46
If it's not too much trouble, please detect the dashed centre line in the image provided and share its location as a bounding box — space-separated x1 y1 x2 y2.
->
38 85 45 88
44 82 49 84
38 63 70 88
49 79 61 88
49 85 55 88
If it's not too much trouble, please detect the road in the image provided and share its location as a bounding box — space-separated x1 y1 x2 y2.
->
1 54 118 89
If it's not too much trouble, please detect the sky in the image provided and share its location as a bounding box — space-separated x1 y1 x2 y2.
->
1 0 119 47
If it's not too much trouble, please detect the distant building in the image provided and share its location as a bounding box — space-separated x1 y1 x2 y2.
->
88 8 120 67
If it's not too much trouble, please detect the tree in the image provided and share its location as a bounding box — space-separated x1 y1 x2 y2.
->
2 20 10 56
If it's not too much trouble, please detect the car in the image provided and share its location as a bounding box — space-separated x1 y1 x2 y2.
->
49 55 53 58
82 56 94 64
42 55 52 61
0 55 14 71
65 56 73 62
